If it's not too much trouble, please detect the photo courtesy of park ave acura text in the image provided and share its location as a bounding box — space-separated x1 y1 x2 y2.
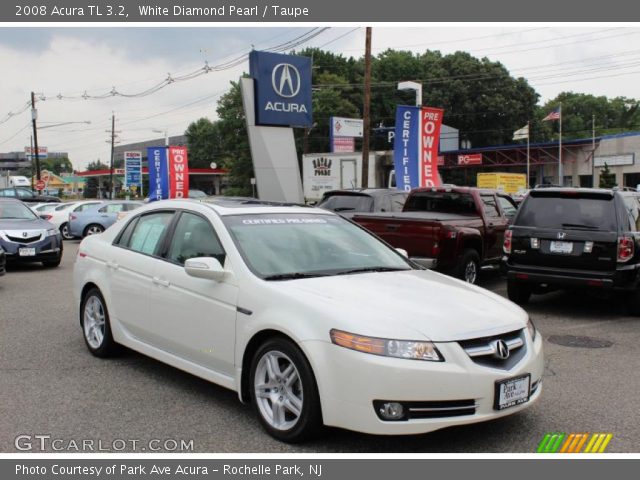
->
1 18 640 456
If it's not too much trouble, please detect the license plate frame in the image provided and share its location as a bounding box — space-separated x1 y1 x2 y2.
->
550 240 573 254
18 248 36 257
494 374 531 411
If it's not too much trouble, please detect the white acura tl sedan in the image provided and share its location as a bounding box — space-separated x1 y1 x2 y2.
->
74 199 543 442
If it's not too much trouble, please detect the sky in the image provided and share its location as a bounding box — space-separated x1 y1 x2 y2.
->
1 26 640 170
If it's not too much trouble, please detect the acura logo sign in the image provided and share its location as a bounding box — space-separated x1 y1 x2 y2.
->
493 340 510 360
272 63 301 98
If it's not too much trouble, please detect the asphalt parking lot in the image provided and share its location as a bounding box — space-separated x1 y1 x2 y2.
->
1 241 638 453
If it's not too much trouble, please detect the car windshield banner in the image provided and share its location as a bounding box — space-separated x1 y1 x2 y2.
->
168 146 189 199
393 105 421 191
249 50 313 127
421 107 444 187
147 146 169 201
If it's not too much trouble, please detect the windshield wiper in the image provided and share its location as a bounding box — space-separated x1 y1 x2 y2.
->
335 266 410 275
561 223 598 230
263 272 329 281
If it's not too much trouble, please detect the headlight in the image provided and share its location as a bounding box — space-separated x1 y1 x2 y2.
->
527 319 537 341
46 229 58 237
330 329 443 362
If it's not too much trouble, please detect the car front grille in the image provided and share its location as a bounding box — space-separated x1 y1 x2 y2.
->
373 399 477 421
5 233 43 244
458 329 527 370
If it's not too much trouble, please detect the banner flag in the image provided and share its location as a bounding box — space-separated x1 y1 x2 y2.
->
393 105 421 192
168 146 190 199
420 107 443 187
513 124 530 140
147 147 169 202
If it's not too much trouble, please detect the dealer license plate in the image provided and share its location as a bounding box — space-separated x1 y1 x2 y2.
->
550 241 573 254
494 374 531 410
19 248 36 257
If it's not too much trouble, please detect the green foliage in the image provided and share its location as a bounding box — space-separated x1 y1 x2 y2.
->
185 118 223 169
86 160 109 171
41 157 73 175
598 163 617 188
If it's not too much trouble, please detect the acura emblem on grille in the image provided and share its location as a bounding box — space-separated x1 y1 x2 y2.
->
493 339 510 360
557 232 566 239
22 232 28 238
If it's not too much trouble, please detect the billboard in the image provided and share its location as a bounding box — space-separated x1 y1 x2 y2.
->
249 50 313 127
330 117 363 138
24 146 48 159
124 151 143 189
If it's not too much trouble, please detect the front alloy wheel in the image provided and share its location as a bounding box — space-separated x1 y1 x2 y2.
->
250 338 322 442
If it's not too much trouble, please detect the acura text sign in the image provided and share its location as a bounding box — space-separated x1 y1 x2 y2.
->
249 50 313 127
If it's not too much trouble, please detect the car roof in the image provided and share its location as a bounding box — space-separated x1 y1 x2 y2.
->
530 187 615 196
322 188 403 198
134 198 331 217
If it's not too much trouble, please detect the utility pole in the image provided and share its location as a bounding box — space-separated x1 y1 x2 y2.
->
591 114 596 187
30 135 34 190
361 27 372 189
30 92 41 181
109 113 115 199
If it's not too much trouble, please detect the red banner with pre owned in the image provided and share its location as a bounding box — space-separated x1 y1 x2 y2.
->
168 146 189 199
420 107 443 187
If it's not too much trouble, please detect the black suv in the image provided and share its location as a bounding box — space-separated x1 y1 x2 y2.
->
504 187 640 311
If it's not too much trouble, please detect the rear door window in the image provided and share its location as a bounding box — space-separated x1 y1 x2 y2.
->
404 192 477 215
516 193 617 231
126 212 174 256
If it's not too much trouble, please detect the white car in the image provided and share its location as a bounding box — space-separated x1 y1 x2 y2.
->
73 199 543 442
46 201 102 239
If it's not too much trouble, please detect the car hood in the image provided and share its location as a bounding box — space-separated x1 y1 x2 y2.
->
0 218 54 231
280 270 527 342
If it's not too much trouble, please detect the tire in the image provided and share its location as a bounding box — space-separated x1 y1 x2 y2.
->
83 224 104 237
507 279 532 305
456 249 481 284
627 289 640 316
250 337 323 443
60 222 74 240
80 288 118 357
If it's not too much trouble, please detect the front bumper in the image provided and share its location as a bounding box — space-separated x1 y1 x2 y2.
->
302 330 544 435
1 236 63 263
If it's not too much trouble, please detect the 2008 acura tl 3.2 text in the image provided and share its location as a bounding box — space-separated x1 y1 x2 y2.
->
73 199 543 442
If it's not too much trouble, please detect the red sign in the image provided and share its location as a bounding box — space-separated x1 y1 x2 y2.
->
437 155 445 166
457 154 483 165
35 180 46 191
168 146 189 199
332 137 355 153
420 107 444 187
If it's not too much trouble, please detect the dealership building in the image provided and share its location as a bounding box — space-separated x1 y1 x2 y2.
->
438 131 640 188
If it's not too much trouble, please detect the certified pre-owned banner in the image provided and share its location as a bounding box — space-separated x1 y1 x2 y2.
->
420 107 443 187
393 105 421 192
147 146 169 201
168 146 189 199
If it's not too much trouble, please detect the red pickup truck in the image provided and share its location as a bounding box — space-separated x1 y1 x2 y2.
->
352 187 518 284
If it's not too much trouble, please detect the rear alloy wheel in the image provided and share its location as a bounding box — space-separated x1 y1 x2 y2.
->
81 288 118 357
60 222 74 240
507 279 532 305
250 338 322 443
457 249 481 284
83 224 104 237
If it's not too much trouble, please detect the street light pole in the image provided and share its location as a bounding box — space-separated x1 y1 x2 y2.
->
397 81 423 107
30 92 41 181
153 128 169 146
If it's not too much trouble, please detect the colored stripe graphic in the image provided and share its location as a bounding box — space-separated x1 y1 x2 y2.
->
537 433 613 453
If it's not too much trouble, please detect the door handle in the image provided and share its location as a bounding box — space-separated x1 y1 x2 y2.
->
106 260 119 270
152 277 170 287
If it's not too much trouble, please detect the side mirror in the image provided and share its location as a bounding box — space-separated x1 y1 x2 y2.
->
184 257 226 281
396 248 409 258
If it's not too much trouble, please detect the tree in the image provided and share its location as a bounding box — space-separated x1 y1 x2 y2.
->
599 163 617 188
185 118 223 169
83 160 109 198
41 156 73 175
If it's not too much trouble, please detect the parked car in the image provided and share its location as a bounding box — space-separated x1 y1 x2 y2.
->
0 198 63 267
68 201 143 238
317 188 408 218
352 187 518 284
188 189 208 199
505 187 640 311
48 201 102 240
30 203 61 214
0 187 60 203
74 199 543 442
0 246 5 277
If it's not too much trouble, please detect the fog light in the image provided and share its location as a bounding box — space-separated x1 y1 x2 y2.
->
378 402 404 420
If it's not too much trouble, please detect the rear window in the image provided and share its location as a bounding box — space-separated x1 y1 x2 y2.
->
516 193 617 231
404 192 478 215
318 194 374 213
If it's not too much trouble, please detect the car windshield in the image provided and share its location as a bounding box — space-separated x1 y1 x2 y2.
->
223 213 412 279
404 192 478 215
318 194 374 212
189 190 208 199
516 193 617 231
0 202 38 220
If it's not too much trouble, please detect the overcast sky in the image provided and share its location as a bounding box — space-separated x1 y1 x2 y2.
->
1 26 639 170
